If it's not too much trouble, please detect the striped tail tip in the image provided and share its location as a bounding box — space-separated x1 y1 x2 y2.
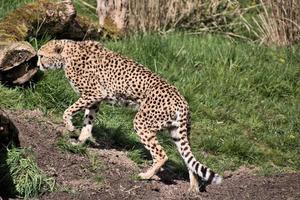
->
211 174 223 185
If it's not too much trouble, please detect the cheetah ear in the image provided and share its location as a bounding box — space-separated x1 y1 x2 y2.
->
54 44 64 54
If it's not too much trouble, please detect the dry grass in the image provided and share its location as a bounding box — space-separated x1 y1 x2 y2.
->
78 0 300 45
127 0 243 34
252 0 300 46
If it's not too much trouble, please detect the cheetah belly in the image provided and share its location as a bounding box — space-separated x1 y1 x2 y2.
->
104 94 140 109
69 80 80 94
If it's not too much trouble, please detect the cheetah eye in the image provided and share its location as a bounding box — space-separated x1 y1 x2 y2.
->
54 45 63 54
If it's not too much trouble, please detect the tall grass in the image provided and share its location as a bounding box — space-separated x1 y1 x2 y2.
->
252 0 300 46
127 0 242 32
82 0 257 38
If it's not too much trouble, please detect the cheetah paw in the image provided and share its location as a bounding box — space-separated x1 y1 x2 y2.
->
69 136 97 146
188 186 200 193
138 172 153 180
65 122 75 132
70 138 84 145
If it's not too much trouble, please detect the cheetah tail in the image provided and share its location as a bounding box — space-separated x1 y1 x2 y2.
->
171 127 222 185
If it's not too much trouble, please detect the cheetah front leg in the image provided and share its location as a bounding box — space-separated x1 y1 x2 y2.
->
63 94 102 135
78 104 99 143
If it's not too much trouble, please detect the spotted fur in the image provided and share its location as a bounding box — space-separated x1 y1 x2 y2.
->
37 40 222 192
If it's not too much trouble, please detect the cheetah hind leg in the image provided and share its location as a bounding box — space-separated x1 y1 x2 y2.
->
188 170 200 193
136 130 168 179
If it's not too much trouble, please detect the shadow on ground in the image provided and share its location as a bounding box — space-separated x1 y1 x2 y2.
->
92 124 189 183
0 110 20 199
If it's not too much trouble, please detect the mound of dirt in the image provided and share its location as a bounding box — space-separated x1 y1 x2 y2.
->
3 109 300 200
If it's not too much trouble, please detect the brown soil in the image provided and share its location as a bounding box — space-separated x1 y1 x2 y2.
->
3 109 300 200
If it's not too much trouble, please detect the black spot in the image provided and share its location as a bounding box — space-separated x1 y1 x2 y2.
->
181 141 187 146
187 156 193 164
88 120 92 125
195 163 199 172
172 137 180 142
185 151 190 158
201 166 207 178
147 135 155 142
207 171 215 184
89 115 94 120
192 160 196 167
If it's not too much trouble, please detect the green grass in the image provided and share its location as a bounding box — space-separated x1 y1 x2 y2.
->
88 153 104 184
74 0 98 21
5 148 55 198
0 0 33 18
57 136 87 154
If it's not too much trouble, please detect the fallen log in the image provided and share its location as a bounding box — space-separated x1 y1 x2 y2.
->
0 42 37 85
0 0 98 85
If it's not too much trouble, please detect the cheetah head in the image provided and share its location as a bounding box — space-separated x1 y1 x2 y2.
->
37 40 67 71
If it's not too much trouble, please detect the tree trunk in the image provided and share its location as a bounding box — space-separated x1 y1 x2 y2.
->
0 0 98 85
97 0 128 37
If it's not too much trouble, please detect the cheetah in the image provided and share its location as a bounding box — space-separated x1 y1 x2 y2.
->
37 39 222 192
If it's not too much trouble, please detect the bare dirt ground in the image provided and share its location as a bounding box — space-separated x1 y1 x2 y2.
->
3 109 300 200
